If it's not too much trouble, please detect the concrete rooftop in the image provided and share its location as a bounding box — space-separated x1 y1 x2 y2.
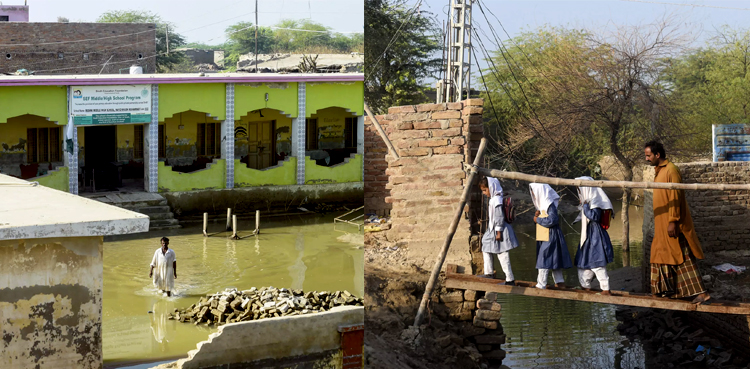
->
0 174 149 240
0 72 364 86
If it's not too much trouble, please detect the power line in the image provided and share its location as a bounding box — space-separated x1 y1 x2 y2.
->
619 0 750 11
365 0 423 82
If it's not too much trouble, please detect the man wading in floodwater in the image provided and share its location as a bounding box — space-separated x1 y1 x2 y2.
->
645 141 711 305
149 237 177 297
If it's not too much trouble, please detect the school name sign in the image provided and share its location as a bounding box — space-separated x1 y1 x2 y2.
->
70 85 152 125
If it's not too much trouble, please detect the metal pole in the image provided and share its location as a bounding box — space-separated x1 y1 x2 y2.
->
226 208 232 231
255 210 260 234
203 212 208 237
414 138 487 327
363 102 399 159
255 0 259 73
166 25 169 54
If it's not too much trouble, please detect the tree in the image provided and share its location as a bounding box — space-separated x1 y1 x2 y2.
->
480 20 691 250
364 0 442 114
97 10 187 73
666 26 750 152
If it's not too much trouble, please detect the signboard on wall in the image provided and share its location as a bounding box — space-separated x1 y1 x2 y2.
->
70 85 151 125
713 124 750 162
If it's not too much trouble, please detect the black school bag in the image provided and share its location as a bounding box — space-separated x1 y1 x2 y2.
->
502 197 515 224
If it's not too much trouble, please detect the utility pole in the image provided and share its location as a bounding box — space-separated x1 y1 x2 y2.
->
255 0 259 73
166 25 169 54
439 0 473 103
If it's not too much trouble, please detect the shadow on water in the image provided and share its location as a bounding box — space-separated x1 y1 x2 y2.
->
102 214 363 366
496 202 648 368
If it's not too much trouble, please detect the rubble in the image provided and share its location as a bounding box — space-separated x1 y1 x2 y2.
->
365 214 391 232
169 287 363 326
616 307 749 368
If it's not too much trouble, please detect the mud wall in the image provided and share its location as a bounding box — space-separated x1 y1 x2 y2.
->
158 306 363 369
0 236 103 369
368 100 484 270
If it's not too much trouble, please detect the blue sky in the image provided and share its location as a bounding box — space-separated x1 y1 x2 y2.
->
5 0 363 44
414 0 750 83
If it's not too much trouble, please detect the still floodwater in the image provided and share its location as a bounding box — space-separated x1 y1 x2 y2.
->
497 202 647 369
102 214 363 365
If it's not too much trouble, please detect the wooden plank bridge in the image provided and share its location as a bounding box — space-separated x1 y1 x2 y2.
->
444 264 750 315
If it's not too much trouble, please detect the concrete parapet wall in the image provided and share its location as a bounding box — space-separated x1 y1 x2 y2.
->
365 100 484 270
158 306 363 369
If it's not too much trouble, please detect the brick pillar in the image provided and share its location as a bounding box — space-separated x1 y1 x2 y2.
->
364 116 391 216
377 99 484 270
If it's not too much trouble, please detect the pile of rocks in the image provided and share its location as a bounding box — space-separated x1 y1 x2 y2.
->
616 307 744 368
438 289 507 366
471 292 506 363
170 287 363 326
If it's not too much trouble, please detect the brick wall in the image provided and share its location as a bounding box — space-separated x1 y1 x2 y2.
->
0 23 157 74
364 117 390 216
367 99 484 270
641 161 750 355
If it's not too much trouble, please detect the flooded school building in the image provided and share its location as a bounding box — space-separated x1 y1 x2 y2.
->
0 73 364 222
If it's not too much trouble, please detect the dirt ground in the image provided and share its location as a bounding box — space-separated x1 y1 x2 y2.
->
365 230 510 369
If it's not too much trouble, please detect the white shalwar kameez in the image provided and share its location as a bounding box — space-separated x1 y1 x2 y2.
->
151 248 176 292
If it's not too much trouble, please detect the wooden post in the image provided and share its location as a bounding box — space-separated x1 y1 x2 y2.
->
226 208 232 231
255 210 260 235
202 212 208 237
363 102 399 159
413 138 488 327
232 215 238 239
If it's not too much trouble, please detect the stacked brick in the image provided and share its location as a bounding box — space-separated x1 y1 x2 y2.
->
367 100 484 269
439 289 507 365
0 23 157 75
364 117 391 216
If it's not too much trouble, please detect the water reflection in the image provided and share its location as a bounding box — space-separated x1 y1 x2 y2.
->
496 204 646 368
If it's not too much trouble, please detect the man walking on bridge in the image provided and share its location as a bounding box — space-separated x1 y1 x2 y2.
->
645 141 711 305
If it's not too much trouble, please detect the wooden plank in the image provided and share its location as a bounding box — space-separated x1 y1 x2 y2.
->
444 273 750 315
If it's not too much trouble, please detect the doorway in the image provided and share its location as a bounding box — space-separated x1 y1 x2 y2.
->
244 120 276 169
83 125 118 191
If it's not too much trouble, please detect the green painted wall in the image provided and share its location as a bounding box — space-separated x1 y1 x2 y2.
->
234 157 296 187
0 86 67 124
158 159 226 192
159 83 225 121
33 166 69 192
304 154 362 184
306 82 363 117
235 83 298 118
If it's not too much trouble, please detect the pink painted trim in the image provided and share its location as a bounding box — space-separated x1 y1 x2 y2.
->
0 74 363 87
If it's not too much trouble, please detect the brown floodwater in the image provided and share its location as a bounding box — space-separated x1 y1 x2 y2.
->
102 214 363 365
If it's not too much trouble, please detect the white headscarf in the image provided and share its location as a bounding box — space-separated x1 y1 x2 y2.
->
487 177 503 202
487 178 503 217
529 183 559 212
575 176 613 246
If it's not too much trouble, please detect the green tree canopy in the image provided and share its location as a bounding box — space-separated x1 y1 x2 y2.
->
364 0 441 114
97 10 187 73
